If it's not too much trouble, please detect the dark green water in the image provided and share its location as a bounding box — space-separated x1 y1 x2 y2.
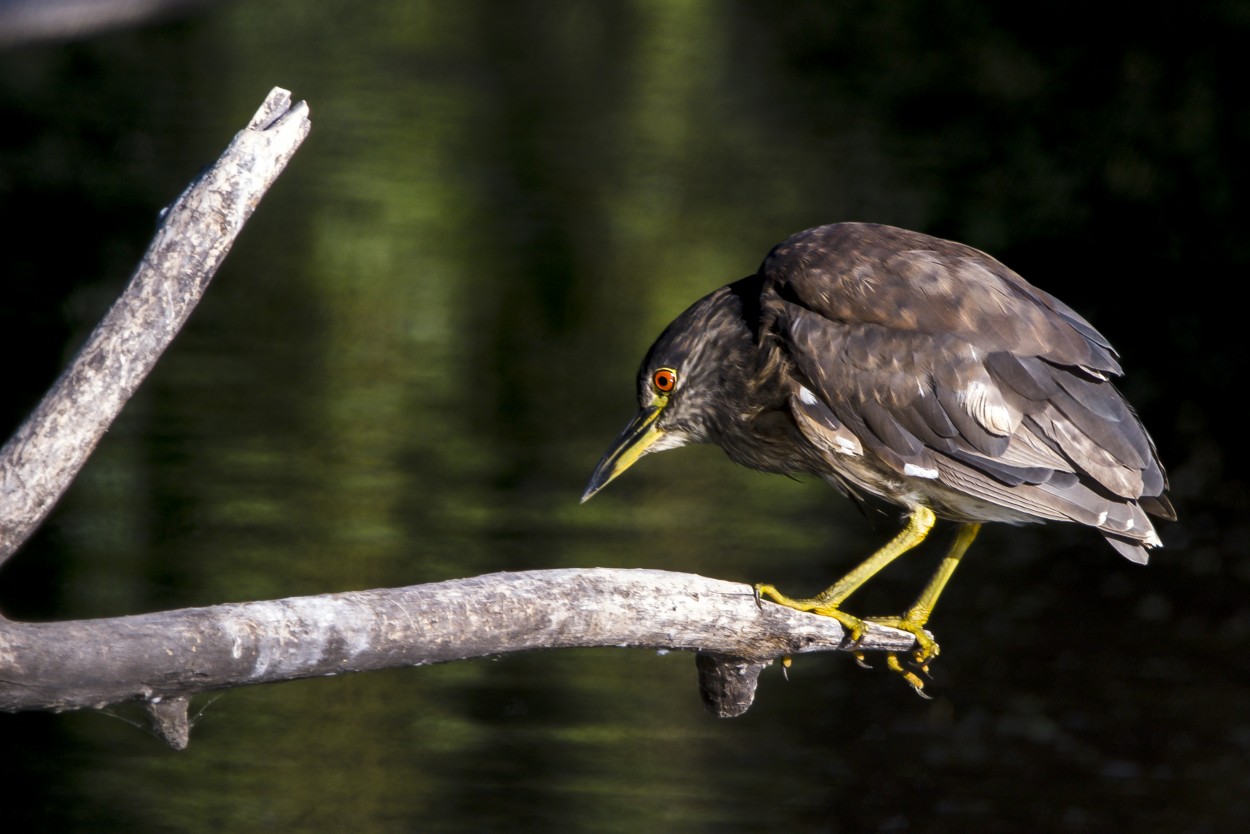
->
2 2 1247 831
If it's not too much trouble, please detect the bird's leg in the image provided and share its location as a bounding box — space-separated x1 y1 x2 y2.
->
868 522 980 690
791 506 938 610
755 507 980 695
754 505 936 649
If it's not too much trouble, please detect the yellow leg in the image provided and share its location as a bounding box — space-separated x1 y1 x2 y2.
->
754 508 980 696
794 506 937 608
754 505 936 623
870 522 980 690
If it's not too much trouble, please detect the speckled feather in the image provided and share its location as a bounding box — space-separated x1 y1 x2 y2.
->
637 223 1174 563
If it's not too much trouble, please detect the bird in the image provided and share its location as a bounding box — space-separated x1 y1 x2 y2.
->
581 222 1174 694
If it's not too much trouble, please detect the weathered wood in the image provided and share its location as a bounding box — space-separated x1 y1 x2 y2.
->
143 695 193 750
0 568 916 716
696 652 772 718
0 87 310 564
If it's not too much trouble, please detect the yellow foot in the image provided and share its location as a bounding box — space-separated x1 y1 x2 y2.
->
753 583 869 639
753 584 939 698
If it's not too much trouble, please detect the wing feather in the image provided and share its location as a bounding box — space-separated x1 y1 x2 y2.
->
756 223 1170 559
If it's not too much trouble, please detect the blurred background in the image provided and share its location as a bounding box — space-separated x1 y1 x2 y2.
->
1 1 1245 831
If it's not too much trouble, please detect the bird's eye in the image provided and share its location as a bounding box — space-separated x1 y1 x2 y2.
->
653 368 677 393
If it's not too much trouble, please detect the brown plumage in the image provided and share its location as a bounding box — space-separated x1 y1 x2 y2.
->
583 222 1174 691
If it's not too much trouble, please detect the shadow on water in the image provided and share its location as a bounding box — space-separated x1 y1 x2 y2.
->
2 2 1247 831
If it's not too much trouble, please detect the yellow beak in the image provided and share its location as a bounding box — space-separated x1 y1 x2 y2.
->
581 404 667 502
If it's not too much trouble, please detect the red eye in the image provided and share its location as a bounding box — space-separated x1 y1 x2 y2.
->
653 368 677 393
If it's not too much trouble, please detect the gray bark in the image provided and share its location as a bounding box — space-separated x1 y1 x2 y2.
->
0 87 310 564
0 568 915 716
0 0 217 48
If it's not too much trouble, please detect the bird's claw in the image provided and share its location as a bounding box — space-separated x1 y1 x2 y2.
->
754 584 940 696
885 655 933 699
864 614 940 698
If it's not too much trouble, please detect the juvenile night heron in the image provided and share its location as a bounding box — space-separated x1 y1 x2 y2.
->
583 222 1174 693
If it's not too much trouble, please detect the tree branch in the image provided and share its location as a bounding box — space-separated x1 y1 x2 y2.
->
0 568 917 742
0 87 310 565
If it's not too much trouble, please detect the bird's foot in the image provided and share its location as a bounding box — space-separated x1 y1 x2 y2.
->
861 614 938 699
753 584 937 697
753 583 870 640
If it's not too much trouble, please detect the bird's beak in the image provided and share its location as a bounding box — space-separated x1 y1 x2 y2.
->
581 404 667 503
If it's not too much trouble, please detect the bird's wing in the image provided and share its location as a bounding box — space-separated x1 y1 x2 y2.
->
760 224 1170 552
760 223 1123 375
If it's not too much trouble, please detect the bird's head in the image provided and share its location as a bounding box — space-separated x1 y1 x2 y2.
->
581 283 758 502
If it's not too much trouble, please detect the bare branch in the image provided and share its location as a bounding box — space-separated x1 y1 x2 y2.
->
0 87 311 564
0 567 917 721
0 0 217 48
